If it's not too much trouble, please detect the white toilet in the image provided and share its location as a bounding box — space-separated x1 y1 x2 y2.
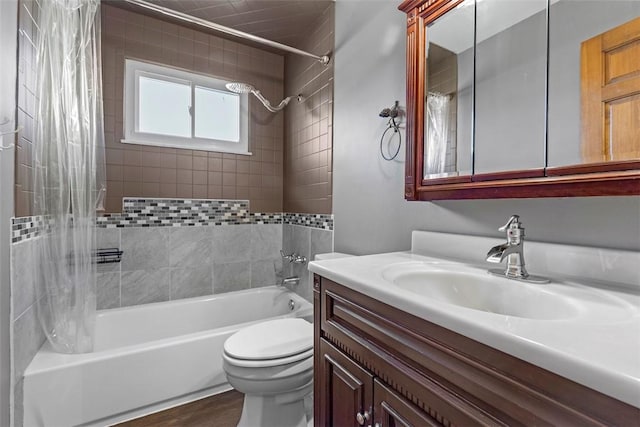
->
223 318 314 427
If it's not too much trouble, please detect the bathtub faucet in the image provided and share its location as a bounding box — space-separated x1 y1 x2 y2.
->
280 276 300 287
280 250 307 264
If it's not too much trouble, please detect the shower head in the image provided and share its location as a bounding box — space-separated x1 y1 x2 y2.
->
225 81 300 113
225 82 255 94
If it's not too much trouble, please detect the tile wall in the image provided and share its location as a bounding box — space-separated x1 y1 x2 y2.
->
282 223 333 302
10 236 45 427
95 223 284 309
100 4 285 214
14 0 39 217
283 4 334 214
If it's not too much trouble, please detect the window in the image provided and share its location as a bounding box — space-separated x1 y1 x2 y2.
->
123 59 249 155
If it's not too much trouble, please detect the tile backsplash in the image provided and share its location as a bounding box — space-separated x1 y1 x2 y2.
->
96 223 284 308
11 198 333 309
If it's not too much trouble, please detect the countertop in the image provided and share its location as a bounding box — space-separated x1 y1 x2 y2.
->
308 250 640 408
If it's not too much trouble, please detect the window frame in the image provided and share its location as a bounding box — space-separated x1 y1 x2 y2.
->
123 59 250 155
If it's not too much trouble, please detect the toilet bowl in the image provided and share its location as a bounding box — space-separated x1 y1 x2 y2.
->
222 318 313 427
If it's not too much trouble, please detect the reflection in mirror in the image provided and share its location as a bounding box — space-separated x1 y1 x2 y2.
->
423 0 474 179
548 0 640 167
474 0 547 175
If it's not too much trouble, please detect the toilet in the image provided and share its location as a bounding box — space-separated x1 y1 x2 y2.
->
222 318 314 427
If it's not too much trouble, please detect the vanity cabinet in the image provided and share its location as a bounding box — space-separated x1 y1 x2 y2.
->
313 274 640 426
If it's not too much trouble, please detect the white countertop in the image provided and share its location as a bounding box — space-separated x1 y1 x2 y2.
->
309 248 640 408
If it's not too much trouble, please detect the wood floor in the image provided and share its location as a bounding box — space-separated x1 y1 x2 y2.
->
116 390 244 427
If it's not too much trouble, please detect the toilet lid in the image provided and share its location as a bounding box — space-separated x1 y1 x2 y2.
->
224 318 313 360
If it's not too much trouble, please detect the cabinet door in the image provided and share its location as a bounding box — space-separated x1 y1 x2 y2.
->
373 379 442 427
318 339 373 427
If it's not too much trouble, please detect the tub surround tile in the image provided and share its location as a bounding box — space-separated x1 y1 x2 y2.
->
310 228 333 262
212 225 252 263
213 262 250 294
282 223 334 303
10 201 334 312
169 227 212 268
287 225 312 282
283 213 333 230
251 224 282 261
10 216 47 244
121 268 171 306
97 272 121 310
250 259 281 288
12 300 45 384
97 198 251 228
10 239 36 320
96 228 121 273
121 228 170 271
170 266 213 299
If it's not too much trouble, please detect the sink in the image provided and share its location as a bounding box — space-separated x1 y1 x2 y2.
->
382 265 581 320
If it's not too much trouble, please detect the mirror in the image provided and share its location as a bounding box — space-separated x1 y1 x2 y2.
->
547 0 640 168
473 0 547 175
400 0 640 200
423 0 474 179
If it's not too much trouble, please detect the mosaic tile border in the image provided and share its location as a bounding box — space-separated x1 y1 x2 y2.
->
11 216 47 244
97 199 253 228
284 213 333 230
11 199 333 243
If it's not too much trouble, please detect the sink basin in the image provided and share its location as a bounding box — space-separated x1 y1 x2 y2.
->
382 265 580 320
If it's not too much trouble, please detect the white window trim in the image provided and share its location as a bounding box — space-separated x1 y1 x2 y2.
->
122 59 251 155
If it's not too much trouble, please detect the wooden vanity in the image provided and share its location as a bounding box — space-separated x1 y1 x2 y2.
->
313 274 640 426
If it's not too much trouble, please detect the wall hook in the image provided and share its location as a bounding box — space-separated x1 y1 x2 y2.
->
379 101 402 161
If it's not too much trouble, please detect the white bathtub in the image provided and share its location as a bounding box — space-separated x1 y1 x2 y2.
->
23 286 313 427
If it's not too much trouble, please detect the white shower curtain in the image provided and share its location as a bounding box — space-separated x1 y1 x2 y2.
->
33 0 106 353
425 92 451 177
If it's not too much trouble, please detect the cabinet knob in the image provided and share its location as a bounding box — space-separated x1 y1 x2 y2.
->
356 411 371 425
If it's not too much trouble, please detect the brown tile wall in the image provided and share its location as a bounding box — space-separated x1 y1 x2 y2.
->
101 4 284 213
14 0 39 217
283 4 334 215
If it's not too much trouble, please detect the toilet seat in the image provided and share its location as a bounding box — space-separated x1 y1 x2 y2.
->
224 318 313 364
224 347 313 368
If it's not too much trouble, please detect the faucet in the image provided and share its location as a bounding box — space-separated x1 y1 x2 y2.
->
280 276 300 287
280 250 307 264
486 215 549 284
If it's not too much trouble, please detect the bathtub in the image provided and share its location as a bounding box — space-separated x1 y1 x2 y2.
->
23 286 313 427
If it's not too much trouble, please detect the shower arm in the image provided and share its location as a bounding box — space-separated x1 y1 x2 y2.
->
251 90 292 113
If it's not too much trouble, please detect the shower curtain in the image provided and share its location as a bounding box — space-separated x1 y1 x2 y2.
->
425 92 451 177
33 0 106 353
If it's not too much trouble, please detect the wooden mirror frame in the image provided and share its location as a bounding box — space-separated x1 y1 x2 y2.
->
399 0 640 201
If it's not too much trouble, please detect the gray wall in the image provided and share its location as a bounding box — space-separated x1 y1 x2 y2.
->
333 0 640 257
0 1 18 425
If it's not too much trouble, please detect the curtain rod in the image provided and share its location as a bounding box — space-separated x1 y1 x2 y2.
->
122 0 331 66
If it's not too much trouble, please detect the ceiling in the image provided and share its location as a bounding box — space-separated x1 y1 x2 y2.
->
142 0 333 49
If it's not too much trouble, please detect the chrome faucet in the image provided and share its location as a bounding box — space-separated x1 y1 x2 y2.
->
280 250 307 265
280 276 300 287
486 215 549 284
